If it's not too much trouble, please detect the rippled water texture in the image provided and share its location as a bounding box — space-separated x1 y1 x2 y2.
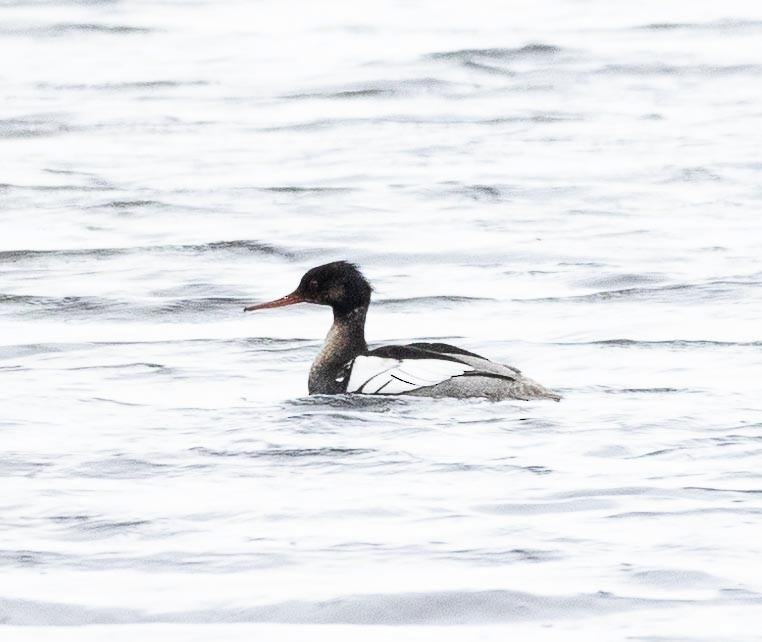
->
2 0 762 640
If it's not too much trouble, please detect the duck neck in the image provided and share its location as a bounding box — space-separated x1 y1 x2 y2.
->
309 305 368 394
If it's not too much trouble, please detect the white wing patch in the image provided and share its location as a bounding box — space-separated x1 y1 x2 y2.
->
346 356 474 395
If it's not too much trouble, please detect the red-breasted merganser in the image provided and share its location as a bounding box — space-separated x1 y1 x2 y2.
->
244 261 560 401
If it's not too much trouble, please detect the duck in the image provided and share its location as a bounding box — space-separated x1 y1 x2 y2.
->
244 261 560 401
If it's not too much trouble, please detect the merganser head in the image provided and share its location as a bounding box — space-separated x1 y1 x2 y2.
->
244 261 372 315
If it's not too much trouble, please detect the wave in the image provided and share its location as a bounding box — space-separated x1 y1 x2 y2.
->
0 455 51 476
0 295 248 319
461 60 517 76
2 293 492 320
662 165 724 183
0 294 247 321
2 22 152 37
558 339 762 348
461 184 503 200
73 518 152 534
375 295 493 308
0 294 117 315
429 44 562 62
38 80 209 91
283 78 455 100
0 589 688 625
0 116 70 138
683 486 762 495
258 186 353 193
633 19 762 32
480 498 616 515
0 181 109 192
97 200 167 208
190 446 374 460
520 280 761 303
286 394 413 410
575 272 663 288
260 112 579 131
605 387 685 394
149 297 252 316
0 239 294 264
0 337 312 360
70 457 177 480
608 507 762 519
596 63 762 76
67 362 167 371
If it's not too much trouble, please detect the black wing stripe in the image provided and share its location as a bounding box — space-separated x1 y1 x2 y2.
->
374 380 392 393
391 374 416 386
461 371 517 381
356 364 398 393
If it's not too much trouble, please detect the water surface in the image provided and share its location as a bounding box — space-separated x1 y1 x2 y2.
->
2 0 762 640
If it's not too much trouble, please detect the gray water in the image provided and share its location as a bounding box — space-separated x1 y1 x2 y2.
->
2 0 762 640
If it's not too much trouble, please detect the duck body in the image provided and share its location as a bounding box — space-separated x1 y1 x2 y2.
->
344 343 560 401
245 261 560 402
